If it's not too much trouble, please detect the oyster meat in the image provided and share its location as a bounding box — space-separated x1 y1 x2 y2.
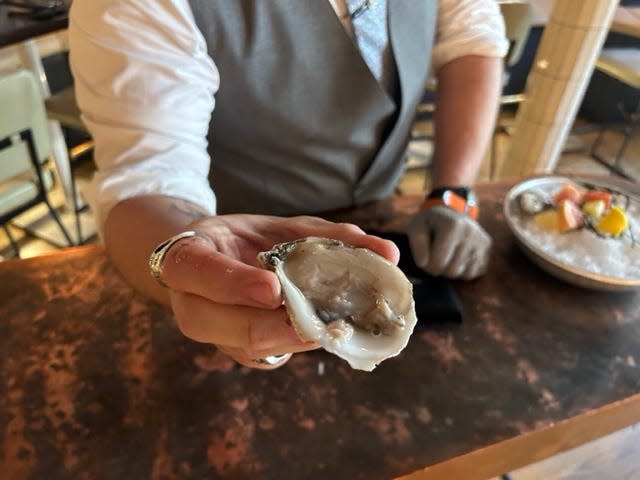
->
258 237 417 371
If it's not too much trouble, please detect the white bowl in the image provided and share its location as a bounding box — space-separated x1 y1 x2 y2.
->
503 176 640 291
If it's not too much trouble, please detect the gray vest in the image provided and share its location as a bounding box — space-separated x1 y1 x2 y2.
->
188 0 436 215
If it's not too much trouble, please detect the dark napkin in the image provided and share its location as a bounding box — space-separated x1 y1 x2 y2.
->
367 231 464 327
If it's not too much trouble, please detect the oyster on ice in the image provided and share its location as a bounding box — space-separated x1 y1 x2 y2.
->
258 237 417 371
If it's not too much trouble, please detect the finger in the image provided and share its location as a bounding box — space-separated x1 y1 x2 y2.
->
357 234 401 265
462 260 481 280
161 234 282 309
442 245 471 279
171 291 314 353
247 342 320 359
219 340 321 370
217 346 295 371
462 249 490 280
428 230 458 275
408 220 432 270
270 216 401 265
466 230 492 279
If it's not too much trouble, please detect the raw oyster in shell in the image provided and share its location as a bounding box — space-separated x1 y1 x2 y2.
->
258 237 417 371
518 190 547 214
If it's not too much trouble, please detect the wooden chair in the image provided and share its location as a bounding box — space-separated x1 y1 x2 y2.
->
0 69 74 257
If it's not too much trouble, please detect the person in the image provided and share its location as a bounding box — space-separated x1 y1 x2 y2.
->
68 0 508 369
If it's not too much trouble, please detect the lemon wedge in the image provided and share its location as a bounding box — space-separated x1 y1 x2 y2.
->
581 200 606 219
534 209 559 231
596 206 629 237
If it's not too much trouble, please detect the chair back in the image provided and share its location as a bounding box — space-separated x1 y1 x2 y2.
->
0 70 51 182
500 1 534 67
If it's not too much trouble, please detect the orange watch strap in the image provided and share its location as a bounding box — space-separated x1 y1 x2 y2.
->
420 191 479 220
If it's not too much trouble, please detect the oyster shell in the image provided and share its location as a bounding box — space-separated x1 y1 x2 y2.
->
518 191 547 214
258 237 417 371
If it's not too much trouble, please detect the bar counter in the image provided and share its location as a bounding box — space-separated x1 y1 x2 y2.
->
1 178 639 479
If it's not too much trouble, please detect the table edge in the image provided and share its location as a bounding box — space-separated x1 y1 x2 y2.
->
398 392 640 480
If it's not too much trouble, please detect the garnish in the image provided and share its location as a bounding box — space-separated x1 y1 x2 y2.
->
519 181 634 247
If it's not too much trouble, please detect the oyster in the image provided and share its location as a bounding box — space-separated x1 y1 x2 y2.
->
258 237 417 371
518 191 547 215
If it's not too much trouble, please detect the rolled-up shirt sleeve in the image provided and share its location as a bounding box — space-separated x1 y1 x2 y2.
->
68 0 219 234
433 0 509 71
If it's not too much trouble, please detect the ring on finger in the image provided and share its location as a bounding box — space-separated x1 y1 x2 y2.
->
149 230 204 287
250 353 292 367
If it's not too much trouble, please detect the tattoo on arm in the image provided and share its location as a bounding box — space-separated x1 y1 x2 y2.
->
169 199 208 222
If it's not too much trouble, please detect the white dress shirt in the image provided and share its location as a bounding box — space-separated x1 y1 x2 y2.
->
68 0 508 232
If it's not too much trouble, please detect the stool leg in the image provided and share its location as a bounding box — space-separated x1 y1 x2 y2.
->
590 126 606 158
612 131 632 169
589 123 636 180
70 164 83 244
611 99 640 171
2 224 21 258
43 196 75 247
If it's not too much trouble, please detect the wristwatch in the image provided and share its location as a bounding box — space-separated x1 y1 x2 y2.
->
420 186 479 220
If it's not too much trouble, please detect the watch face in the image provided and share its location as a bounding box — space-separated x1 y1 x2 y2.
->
465 189 477 205
429 187 473 201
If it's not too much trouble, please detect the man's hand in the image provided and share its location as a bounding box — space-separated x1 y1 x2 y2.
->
406 205 491 280
156 214 400 368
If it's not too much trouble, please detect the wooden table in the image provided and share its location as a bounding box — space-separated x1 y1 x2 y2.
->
1 178 640 480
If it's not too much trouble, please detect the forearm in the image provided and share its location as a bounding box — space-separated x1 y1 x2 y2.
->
103 195 209 307
431 55 503 188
